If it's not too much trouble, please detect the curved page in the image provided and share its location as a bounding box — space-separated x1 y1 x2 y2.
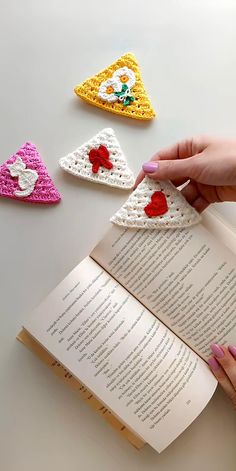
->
24 257 216 452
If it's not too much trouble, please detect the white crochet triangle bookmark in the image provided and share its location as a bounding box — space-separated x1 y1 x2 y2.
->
110 177 201 229
59 128 134 190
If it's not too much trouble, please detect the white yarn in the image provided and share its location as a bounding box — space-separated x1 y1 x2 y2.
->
7 156 38 198
110 177 201 229
59 128 135 190
98 67 136 103
113 67 136 89
98 78 122 102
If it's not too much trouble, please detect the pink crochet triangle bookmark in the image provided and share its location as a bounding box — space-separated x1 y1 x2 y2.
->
0 142 61 204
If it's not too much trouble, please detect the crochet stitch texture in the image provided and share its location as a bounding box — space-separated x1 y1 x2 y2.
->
110 177 201 229
74 53 156 120
59 128 135 189
0 142 61 204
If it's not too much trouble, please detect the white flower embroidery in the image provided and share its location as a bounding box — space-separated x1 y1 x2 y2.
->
8 156 38 197
98 67 136 105
112 67 136 89
98 77 122 103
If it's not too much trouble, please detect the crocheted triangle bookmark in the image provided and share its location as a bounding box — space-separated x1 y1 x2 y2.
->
110 177 201 229
0 142 61 204
59 128 135 190
74 53 156 120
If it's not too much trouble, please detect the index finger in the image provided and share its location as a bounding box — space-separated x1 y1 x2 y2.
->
134 137 205 189
214 345 236 389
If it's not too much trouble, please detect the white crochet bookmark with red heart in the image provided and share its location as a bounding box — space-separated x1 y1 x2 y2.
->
110 177 201 229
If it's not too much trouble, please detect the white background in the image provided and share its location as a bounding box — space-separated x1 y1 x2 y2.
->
1 1 236 470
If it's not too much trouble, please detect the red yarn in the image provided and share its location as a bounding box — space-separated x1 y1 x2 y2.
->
144 191 168 217
89 145 113 174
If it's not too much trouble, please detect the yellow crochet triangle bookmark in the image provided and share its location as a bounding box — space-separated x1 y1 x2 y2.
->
74 53 156 120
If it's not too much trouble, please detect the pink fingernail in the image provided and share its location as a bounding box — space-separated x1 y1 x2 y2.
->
142 162 159 173
228 345 236 358
208 357 220 371
210 344 224 358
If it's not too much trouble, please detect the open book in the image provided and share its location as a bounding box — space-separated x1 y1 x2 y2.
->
19 209 236 453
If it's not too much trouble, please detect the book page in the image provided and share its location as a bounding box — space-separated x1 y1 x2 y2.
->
202 209 236 255
91 221 236 360
24 256 216 453
17 329 145 449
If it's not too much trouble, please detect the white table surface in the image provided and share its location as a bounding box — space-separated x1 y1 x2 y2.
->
1 1 236 470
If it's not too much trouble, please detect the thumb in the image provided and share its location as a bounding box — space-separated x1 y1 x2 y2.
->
142 155 201 181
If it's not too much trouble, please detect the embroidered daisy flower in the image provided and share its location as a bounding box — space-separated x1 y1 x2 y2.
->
112 67 136 89
98 77 122 103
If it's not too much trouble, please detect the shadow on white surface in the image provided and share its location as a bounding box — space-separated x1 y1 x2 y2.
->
69 97 156 129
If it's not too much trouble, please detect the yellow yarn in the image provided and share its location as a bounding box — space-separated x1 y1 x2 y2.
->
74 53 156 121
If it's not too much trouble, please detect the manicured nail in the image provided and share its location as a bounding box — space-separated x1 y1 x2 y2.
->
208 357 221 371
210 343 224 358
228 345 236 358
142 162 159 173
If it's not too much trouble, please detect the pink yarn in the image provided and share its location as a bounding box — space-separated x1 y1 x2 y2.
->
0 142 61 204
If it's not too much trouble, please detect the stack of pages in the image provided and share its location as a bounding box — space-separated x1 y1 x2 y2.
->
18 209 236 452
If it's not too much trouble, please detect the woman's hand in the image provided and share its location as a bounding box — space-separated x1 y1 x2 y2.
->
208 344 236 409
135 136 236 212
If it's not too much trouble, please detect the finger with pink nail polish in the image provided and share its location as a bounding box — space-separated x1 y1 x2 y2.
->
210 343 225 358
228 345 236 359
208 357 221 371
142 162 159 174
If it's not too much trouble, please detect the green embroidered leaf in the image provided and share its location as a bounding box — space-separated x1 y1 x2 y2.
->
122 84 128 92
114 84 129 98
123 95 135 106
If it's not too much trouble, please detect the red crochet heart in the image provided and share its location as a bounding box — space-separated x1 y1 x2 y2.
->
89 145 113 174
144 191 168 218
